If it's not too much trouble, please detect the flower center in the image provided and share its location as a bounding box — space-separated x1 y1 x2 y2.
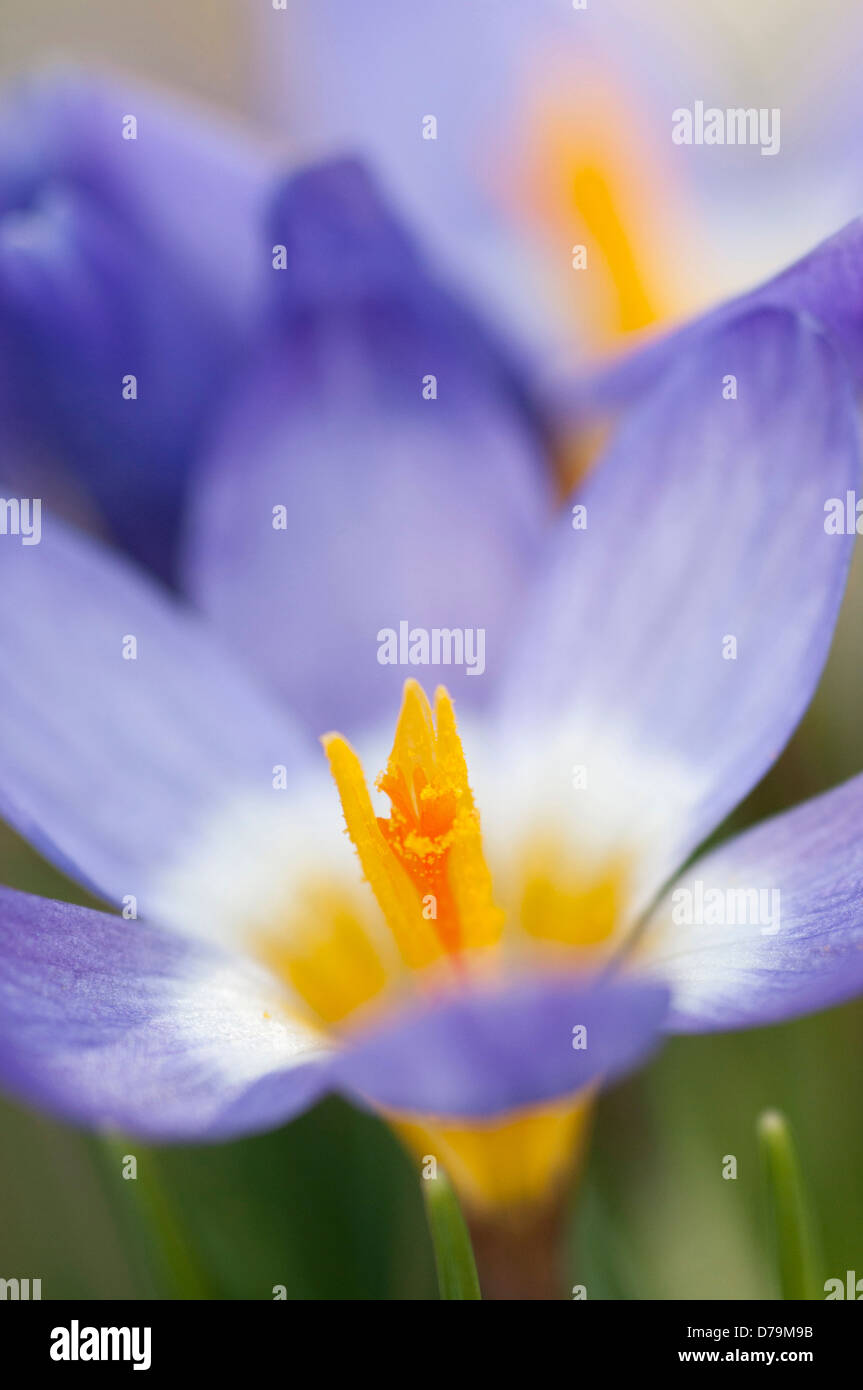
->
254 682 621 1211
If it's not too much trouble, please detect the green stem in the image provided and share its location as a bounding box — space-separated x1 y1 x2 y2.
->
422 1169 482 1300
757 1109 820 1300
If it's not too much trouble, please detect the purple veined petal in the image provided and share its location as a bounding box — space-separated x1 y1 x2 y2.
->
635 772 863 1033
0 507 314 929
0 886 331 1142
182 157 554 738
330 973 668 1119
0 65 277 581
561 216 863 424
493 308 859 912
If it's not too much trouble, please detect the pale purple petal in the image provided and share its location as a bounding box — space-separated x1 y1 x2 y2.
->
0 886 329 1141
0 510 312 920
637 772 863 1032
496 309 858 905
183 159 553 736
331 974 668 1117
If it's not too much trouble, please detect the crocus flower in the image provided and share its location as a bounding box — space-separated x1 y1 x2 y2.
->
276 0 706 354
280 0 863 358
3 150 863 1303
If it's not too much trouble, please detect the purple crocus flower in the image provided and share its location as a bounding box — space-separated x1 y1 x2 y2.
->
2 145 863 1232
278 0 714 351
279 0 863 358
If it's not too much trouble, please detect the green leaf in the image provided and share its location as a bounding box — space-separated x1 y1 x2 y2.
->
757 1109 820 1300
92 1136 214 1300
422 1169 482 1300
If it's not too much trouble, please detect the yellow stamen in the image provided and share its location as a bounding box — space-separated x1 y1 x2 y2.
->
512 82 693 350
323 680 503 968
568 161 659 336
322 730 443 970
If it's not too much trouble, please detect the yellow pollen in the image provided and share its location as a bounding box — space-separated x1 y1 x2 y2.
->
322 680 503 968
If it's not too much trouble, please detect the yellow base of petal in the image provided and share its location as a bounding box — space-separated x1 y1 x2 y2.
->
392 1093 594 1212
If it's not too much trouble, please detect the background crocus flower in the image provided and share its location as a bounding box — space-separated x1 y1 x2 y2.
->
0 65 276 581
274 0 708 356
276 0 863 365
3 156 863 1298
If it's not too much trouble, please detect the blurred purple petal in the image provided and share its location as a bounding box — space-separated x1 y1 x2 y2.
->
565 216 863 423
0 886 329 1142
183 158 553 735
496 309 858 901
639 772 863 1032
0 66 275 580
331 973 668 1118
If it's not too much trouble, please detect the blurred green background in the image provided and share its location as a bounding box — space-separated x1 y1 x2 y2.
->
2 0 863 1299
